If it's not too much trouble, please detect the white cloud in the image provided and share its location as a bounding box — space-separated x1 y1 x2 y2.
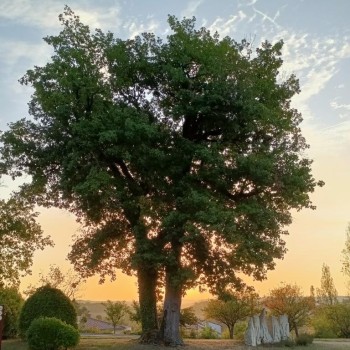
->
330 101 350 111
123 18 160 39
0 40 51 68
181 0 203 18
208 12 248 37
253 6 281 29
268 30 350 123
0 0 122 32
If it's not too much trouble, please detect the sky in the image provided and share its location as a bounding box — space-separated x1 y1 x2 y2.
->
1 0 350 303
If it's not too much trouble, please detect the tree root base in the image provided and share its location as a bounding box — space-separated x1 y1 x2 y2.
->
139 330 184 347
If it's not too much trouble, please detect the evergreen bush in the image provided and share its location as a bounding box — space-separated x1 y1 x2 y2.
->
27 317 80 350
19 285 77 338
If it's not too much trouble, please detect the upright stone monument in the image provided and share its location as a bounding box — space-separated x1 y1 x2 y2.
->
259 308 273 344
253 314 261 345
244 310 289 347
244 317 257 346
271 316 282 343
279 314 290 340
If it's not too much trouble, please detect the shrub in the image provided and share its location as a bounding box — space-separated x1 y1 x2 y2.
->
280 338 295 347
200 326 218 339
0 286 24 338
295 333 314 346
27 317 80 350
312 307 337 338
19 285 77 338
234 321 247 341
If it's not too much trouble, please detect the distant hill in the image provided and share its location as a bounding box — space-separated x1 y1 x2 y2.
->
76 300 138 329
76 299 211 321
186 300 210 320
77 300 107 318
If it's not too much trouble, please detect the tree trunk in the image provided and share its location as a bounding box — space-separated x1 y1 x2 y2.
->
137 266 158 338
229 325 234 339
159 272 184 346
294 322 299 337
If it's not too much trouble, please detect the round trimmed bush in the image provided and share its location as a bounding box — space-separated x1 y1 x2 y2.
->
19 286 77 338
27 317 80 350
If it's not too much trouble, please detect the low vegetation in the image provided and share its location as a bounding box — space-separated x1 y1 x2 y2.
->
19 286 77 338
26 317 80 350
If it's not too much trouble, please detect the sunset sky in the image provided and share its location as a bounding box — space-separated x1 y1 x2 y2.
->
1 0 350 303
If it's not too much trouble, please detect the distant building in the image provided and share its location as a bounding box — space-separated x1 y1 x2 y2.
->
185 320 222 337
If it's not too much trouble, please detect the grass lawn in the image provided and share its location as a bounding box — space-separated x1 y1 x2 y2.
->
2 337 350 350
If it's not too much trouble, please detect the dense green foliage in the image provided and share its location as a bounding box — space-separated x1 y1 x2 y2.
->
264 283 314 337
180 307 198 327
204 289 259 339
26 317 80 350
199 326 219 339
316 303 350 338
0 197 52 287
0 5 322 342
18 286 77 337
311 307 338 338
0 286 24 338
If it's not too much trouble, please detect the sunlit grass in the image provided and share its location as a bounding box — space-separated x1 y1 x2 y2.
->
2 337 350 350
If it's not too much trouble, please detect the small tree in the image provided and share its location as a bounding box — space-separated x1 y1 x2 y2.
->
265 283 314 337
104 300 129 334
204 289 259 339
316 264 338 306
19 285 77 338
128 300 141 324
342 224 350 294
180 307 198 327
0 286 24 338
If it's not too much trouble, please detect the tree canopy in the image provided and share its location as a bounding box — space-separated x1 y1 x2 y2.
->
0 6 322 344
204 289 259 339
104 300 129 334
0 286 24 338
264 283 315 337
0 196 52 287
342 224 350 293
316 264 338 306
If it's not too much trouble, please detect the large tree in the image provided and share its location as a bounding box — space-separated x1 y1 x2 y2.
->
0 196 52 287
0 7 322 345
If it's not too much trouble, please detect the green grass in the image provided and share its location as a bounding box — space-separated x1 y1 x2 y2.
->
2 337 350 350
